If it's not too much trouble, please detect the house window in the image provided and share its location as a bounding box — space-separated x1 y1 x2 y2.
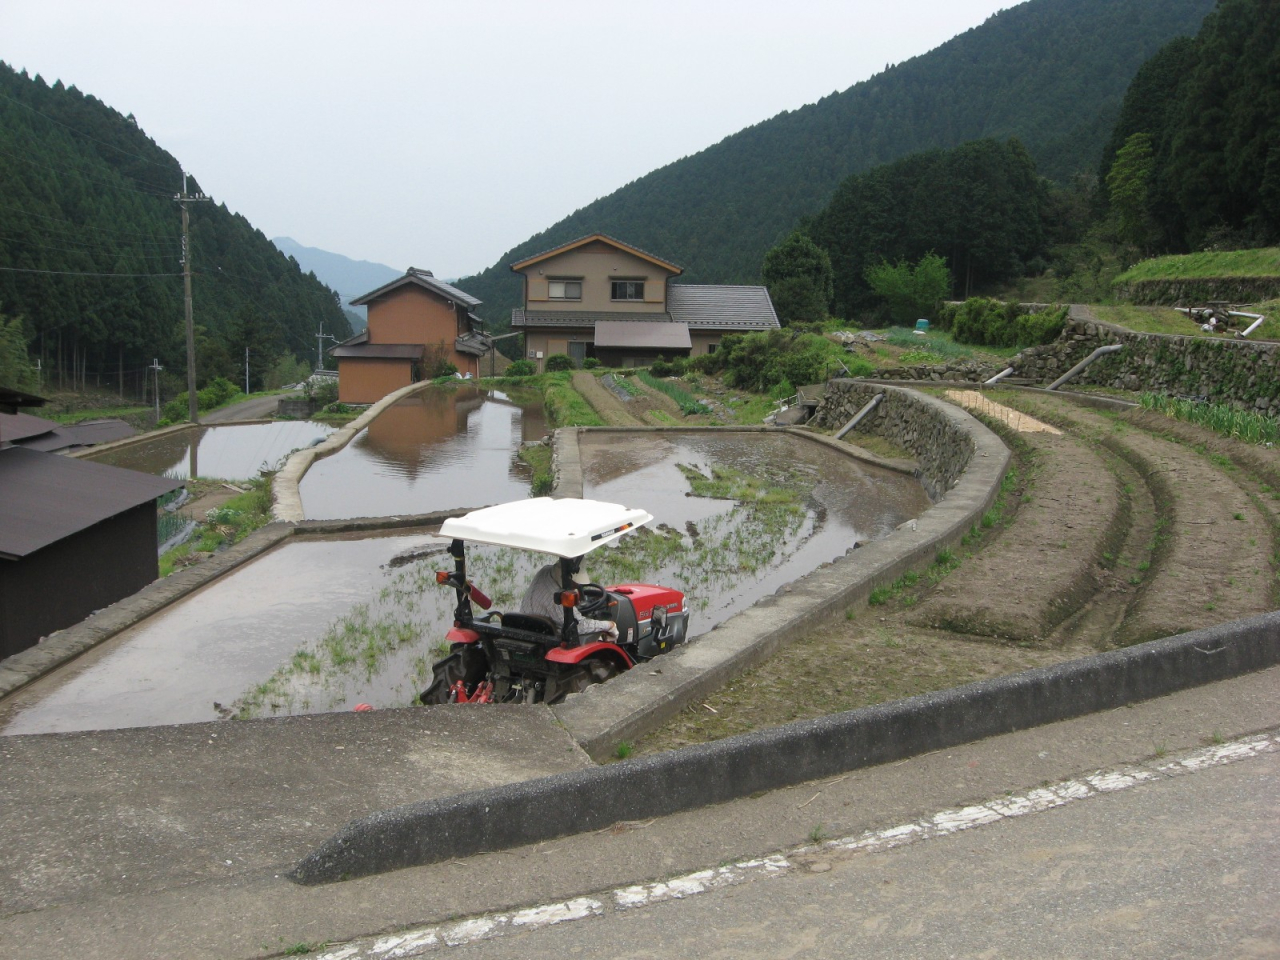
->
548 279 582 300
611 280 645 301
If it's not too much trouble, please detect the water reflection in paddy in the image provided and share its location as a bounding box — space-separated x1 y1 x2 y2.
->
300 387 548 520
87 420 336 480
3 430 931 732
579 431 931 632
0 533 442 735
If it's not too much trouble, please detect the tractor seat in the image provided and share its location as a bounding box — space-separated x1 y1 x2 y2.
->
499 612 559 637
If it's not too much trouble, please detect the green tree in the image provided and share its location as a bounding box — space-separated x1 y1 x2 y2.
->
760 231 833 326
0 314 38 392
1106 132 1156 248
864 253 952 324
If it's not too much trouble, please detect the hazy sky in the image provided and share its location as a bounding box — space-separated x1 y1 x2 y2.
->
3 1 1016 279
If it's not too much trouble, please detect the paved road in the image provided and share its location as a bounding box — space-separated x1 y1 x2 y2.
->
380 743 1280 959
202 392 298 422
5 667 1277 960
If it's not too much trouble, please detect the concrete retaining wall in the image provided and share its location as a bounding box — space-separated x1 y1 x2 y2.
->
273 380 439 522
291 609 1280 884
812 380 977 500
550 392 1007 760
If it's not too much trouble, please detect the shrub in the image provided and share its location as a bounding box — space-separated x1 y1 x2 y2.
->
309 377 339 406
717 330 837 394
864 253 952 325
649 355 688 377
949 299 1066 348
582 357 601 369
163 376 242 421
545 353 576 372
506 358 536 376
263 353 311 390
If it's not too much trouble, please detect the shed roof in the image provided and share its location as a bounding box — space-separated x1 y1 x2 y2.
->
594 320 691 350
349 267 482 309
0 447 182 560
667 285 780 330
0 411 61 443
0 386 46 414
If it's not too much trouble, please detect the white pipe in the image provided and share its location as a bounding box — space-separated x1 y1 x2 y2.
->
1046 344 1123 391
984 367 1016 386
835 393 884 440
1232 313 1265 338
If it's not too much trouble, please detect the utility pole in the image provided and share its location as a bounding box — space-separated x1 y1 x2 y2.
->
245 346 250 395
149 358 163 421
175 171 210 424
316 323 338 371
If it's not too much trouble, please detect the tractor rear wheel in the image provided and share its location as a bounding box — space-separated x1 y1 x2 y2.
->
559 657 620 698
419 644 487 704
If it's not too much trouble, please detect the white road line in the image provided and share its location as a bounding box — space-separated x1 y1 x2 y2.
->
313 732 1279 960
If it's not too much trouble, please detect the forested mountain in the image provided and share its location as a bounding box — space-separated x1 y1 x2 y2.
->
270 236 402 326
0 62 350 396
455 0 1214 327
810 138 1048 318
1101 0 1280 252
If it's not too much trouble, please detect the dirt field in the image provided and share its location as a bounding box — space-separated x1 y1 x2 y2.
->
637 389 1280 753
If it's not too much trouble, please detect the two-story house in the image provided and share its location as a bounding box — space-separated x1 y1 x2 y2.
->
511 234 779 370
331 267 491 403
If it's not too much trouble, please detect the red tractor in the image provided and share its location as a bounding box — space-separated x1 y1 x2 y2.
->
420 498 690 705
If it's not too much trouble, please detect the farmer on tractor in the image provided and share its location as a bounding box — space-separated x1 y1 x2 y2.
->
520 556 619 641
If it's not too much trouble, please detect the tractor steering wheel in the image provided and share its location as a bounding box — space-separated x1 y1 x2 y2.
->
575 583 609 617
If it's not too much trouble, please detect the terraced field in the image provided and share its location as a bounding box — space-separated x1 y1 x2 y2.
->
639 389 1280 751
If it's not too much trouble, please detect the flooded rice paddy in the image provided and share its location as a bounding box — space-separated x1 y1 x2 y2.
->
5 428 929 734
299 387 547 520
88 420 336 480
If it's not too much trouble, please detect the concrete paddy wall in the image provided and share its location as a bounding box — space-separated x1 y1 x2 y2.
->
550 385 1006 760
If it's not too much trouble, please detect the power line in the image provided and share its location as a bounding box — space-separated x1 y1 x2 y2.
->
0 145 175 198
0 90 178 170
0 234 181 261
3 205 182 242
0 265 183 277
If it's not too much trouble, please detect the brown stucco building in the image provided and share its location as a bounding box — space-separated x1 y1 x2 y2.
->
333 268 491 403
510 234 780 370
0 446 181 660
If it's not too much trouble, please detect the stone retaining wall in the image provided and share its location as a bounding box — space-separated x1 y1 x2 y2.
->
1116 276 1280 305
812 380 977 500
1014 314 1280 410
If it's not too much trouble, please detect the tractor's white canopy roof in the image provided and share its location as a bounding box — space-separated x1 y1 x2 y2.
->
438 498 653 558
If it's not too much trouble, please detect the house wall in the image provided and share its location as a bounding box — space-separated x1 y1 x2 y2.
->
690 332 723 357
522 328 594 371
338 357 416 404
519 240 675 313
0 503 158 660
365 285 480 377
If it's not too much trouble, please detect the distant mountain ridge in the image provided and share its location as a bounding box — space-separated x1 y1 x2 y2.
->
0 62 352 391
271 237 403 327
455 0 1215 328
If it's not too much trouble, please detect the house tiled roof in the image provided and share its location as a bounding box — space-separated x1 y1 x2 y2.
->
668 285 780 330
510 234 683 274
514 284 779 334
350 267 481 309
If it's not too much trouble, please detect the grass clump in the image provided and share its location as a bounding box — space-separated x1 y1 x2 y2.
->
542 371 605 427
519 442 554 495
1140 392 1280 445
